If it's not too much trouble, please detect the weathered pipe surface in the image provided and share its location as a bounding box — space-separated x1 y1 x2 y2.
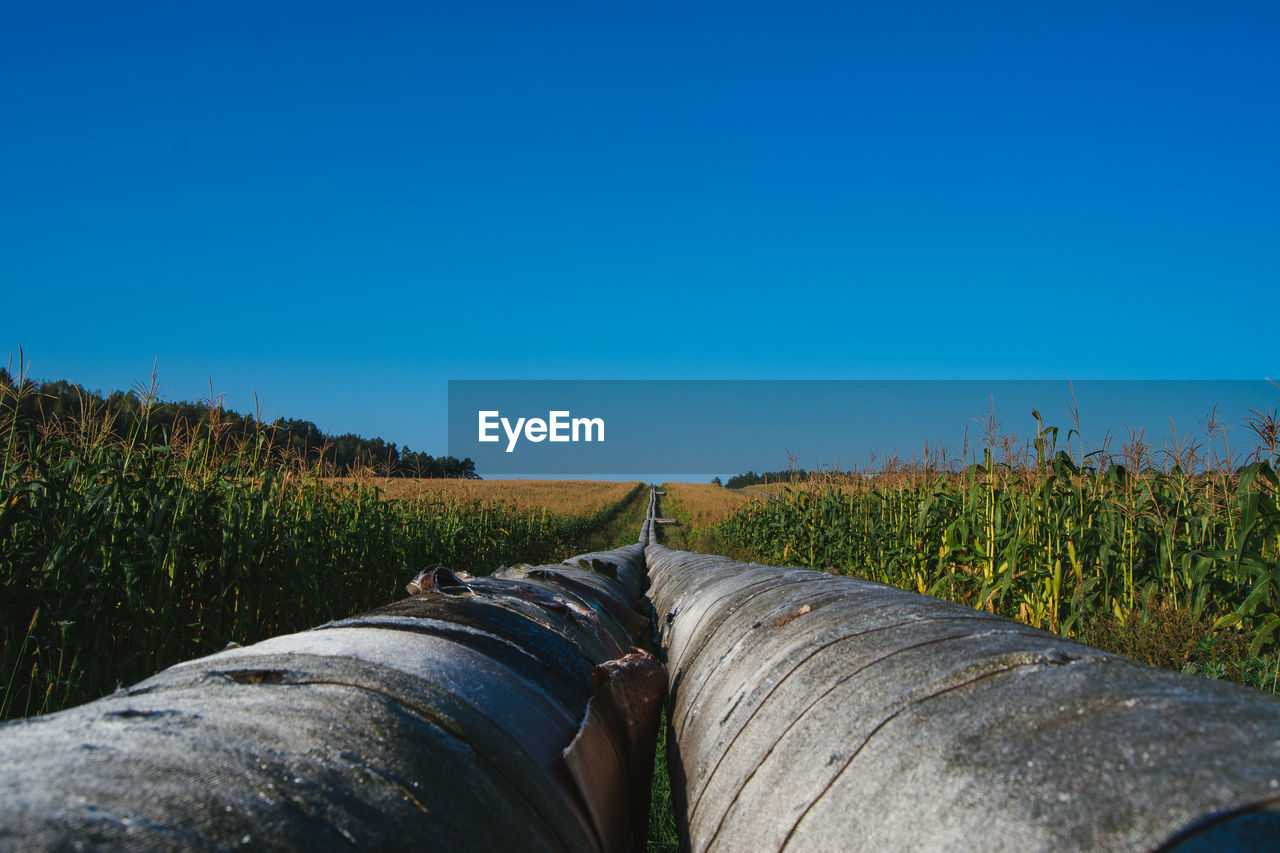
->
647 546 1280 852
639 489 660 548
0 545 664 852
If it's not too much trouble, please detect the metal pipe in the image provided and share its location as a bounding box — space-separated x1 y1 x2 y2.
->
0 542 664 851
647 545 1280 852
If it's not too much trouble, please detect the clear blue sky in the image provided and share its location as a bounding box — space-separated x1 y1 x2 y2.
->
3 1 1277 464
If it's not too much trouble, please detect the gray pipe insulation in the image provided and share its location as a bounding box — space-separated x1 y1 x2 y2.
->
0 543 664 852
7 482 1280 852
646 543 1280 851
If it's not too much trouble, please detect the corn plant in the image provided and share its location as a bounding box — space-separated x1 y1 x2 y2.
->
0 374 645 720
714 416 1280 684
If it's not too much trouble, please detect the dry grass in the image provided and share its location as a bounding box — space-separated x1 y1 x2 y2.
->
741 482 806 497
662 483 763 529
326 478 642 517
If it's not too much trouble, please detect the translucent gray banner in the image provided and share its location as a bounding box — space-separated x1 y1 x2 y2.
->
447 380 1277 477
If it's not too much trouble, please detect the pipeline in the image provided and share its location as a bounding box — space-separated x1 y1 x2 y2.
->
13 483 1280 852
0 537 664 851
646 540 1280 852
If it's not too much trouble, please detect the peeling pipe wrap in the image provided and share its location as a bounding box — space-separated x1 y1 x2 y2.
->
647 546 1280 852
0 544 664 852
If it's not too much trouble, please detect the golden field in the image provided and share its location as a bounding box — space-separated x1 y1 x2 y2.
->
661 482 765 529
327 477 643 516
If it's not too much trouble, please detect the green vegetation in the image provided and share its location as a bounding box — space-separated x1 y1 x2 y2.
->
713 411 1280 687
0 367 643 721
658 482 761 554
647 709 679 853
0 363 477 478
725 469 808 489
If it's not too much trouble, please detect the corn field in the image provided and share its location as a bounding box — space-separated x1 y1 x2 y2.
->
342 476 641 515
715 430 1280 683
0 390 644 721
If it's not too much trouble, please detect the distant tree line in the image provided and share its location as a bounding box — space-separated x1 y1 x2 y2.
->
724 469 808 489
0 370 478 478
